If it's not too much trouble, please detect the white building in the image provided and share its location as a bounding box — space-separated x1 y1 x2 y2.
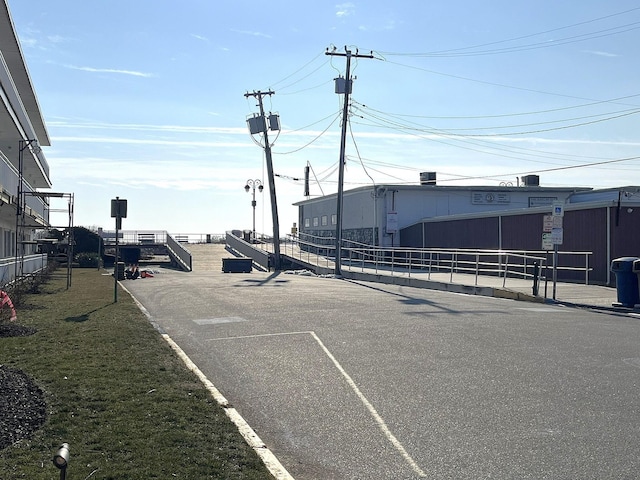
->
0 0 53 283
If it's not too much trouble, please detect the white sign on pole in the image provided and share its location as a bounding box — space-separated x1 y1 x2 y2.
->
552 202 564 217
386 212 398 233
551 227 563 245
541 232 553 250
543 215 553 232
552 216 563 228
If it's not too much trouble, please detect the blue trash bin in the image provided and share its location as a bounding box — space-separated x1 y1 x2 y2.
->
611 257 639 307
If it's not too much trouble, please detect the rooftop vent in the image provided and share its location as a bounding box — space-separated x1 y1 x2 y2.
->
420 171 436 185
521 175 540 186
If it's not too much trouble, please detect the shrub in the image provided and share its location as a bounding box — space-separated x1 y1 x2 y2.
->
76 252 101 268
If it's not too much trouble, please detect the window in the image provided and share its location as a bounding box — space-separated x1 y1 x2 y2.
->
313 217 319 227
304 218 310 227
331 214 337 225
321 215 328 226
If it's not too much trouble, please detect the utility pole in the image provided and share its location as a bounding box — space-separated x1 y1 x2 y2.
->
325 46 374 276
244 90 282 270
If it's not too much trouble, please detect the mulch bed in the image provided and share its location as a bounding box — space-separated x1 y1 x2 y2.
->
0 324 37 338
0 324 46 450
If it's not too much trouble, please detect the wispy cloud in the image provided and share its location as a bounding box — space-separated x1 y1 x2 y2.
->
383 20 397 31
19 28 73 51
52 136 249 148
63 64 153 77
18 36 38 48
191 34 209 42
48 120 245 135
47 120 640 150
336 2 355 17
584 50 619 58
47 35 69 44
230 29 272 39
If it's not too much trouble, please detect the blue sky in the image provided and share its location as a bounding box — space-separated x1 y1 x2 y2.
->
8 1 640 236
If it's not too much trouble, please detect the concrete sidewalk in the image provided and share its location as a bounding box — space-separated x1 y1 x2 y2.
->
333 265 624 311
208 244 631 313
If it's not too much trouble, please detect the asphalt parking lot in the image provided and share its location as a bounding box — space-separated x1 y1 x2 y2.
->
123 245 640 479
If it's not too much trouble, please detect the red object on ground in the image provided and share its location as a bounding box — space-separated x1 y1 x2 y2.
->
0 290 17 321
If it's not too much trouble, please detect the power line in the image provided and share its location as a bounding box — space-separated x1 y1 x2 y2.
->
378 6 640 57
395 23 640 58
273 111 341 155
351 93 640 120
353 101 640 135
350 101 640 169
267 51 326 90
379 58 636 105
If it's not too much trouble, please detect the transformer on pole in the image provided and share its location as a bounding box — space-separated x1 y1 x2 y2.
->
244 90 282 270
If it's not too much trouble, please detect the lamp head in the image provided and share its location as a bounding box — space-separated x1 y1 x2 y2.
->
258 184 264 192
53 443 69 469
244 185 250 192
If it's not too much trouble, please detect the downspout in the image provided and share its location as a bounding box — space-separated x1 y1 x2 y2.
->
607 205 611 285
391 190 396 246
373 187 377 246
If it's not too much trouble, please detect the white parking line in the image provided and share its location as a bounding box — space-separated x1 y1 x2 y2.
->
212 331 427 477
163 334 294 480
122 285 294 480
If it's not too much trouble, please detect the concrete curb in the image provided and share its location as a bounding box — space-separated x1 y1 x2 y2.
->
493 288 545 303
120 282 295 480
341 270 545 303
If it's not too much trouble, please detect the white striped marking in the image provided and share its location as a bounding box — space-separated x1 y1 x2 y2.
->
212 331 427 477
162 335 294 480
193 317 247 325
122 284 294 480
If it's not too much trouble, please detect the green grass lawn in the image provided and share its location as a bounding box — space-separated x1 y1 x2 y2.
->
0 268 273 480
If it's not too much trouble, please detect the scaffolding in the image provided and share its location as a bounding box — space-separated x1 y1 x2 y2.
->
14 138 74 288
33 192 75 289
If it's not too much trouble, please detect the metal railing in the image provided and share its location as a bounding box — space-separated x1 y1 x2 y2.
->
166 234 192 271
279 232 593 286
0 253 47 287
100 230 192 272
226 231 271 270
100 230 225 245
101 230 168 244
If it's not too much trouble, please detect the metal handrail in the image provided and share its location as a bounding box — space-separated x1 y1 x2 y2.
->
166 234 192 271
286 232 593 285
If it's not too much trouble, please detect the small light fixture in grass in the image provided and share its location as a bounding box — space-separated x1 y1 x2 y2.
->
53 443 70 479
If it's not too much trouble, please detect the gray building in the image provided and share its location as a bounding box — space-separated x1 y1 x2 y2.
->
294 179 640 285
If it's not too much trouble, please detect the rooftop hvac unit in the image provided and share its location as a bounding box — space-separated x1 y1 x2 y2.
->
420 171 437 185
521 174 540 186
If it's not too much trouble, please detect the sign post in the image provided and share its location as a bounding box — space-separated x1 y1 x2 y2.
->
550 203 564 300
110 197 127 303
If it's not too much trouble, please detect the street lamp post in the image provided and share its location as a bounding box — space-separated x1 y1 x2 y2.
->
244 179 263 243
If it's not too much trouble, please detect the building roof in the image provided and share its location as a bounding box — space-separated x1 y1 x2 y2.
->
293 183 592 206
